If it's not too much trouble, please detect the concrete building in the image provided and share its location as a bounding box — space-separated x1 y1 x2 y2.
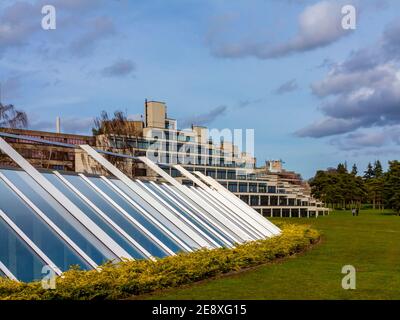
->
0 128 94 171
0 100 329 217
89 101 329 217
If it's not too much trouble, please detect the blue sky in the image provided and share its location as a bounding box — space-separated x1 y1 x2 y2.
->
1 0 400 178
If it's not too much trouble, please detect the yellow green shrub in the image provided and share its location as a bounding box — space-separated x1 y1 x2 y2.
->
0 223 320 300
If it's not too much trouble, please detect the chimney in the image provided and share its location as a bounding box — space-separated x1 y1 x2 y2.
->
56 117 61 134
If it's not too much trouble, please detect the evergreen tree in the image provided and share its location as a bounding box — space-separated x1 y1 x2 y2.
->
337 163 347 174
384 161 400 214
374 160 383 178
351 164 358 176
364 162 374 179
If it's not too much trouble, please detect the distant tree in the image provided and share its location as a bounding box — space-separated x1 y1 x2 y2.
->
384 161 400 214
310 163 366 209
363 161 385 210
337 163 348 174
351 163 358 176
364 162 374 179
374 160 383 178
0 103 28 128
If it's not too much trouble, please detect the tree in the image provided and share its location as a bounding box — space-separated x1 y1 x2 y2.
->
337 163 348 174
364 162 374 179
383 161 400 214
363 161 385 210
0 103 28 128
91 110 142 178
374 160 383 178
351 163 358 176
310 163 366 209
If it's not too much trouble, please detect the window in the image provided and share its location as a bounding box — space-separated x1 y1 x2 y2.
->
268 186 276 194
270 196 278 206
250 196 259 206
217 170 226 180
259 183 267 193
260 196 268 206
227 171 236 179
239 183 248 193
228 183 238 192
249 183 257 193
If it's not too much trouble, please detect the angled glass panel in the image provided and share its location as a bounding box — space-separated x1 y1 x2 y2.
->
196 188 262 239
43 173 146 260
84 176 182 253
0 217 47 282
0 179 92 271
159 184 240 243
0 169 115 265
132 181 208 248
144 182 226 247
59 174 171 257
111 179 199 250
190 187 252 241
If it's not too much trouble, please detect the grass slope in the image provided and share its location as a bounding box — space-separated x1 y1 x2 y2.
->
146 210 400 300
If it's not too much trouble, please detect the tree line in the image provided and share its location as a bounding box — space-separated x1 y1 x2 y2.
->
310 160 400 213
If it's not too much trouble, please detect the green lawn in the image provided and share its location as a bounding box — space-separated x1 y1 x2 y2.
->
145 209 400 300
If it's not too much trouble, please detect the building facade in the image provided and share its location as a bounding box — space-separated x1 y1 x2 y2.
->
0 100 329 217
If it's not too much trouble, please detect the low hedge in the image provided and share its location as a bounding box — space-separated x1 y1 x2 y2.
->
0 223 320 300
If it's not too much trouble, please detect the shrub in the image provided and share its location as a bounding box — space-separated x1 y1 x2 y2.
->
0 223 320 300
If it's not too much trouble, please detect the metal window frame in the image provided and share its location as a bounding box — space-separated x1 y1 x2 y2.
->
194 172 281 235
175 165 273 237
161 183 242 244
148 181 233 248
54 171 154 261
138 156 248 244
193 187 264 239
203 173 281 234
136 179 219 249
100 176 191 253
0 209 62 276
189 186 256 241
160 183 237 244
80 145 206 250
0 172 99 270
0 137 132 260
131 180 211 249
200 187 269 238
0 260 18 281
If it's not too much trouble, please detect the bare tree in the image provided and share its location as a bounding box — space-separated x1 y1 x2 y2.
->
91 110 142 177
0 103 28 128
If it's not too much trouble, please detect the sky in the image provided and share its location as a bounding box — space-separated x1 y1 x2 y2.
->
1 0 400 178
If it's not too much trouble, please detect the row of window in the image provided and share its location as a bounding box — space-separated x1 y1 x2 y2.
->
238 195 308 207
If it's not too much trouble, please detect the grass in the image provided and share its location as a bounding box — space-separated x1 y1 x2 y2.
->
144 209 400 300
